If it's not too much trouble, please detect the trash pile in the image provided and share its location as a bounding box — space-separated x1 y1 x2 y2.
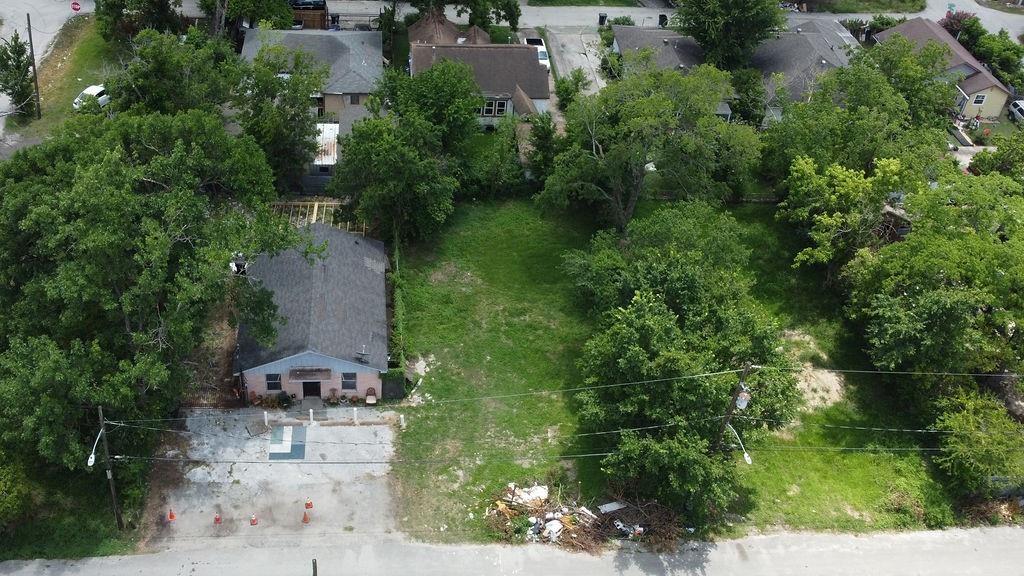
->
486 483 684 554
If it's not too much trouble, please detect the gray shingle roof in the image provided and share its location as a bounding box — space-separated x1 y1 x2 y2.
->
410 44 550 99
236 224 390 372
874 18 1009 96
611 21 856 101
241 29 383 94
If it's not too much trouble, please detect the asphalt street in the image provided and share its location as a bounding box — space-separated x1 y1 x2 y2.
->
2 527 1023 575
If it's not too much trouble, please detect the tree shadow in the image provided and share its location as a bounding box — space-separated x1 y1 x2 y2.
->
612 540 717 576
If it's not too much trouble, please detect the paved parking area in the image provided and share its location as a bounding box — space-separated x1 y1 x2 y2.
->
143 409 396 549
545 27 606 95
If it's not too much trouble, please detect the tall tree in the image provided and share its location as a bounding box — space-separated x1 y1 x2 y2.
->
97 0 182 40
672 0 784 70
233 43 328 191
857 34 956 128
0 32 35 118
538 64 735 230
971 129 1024 185
198 0 293 30
107 28 242 115
329 113 457 240
526 111 561 184
0 111 299 469
568 205 799 530
376 62 482 157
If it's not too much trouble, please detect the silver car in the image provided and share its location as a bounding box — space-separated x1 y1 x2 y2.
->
1009 100 1024 123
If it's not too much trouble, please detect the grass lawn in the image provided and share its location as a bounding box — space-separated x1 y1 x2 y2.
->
724 203 958 533
392 199 596 542
975 0 1024 14
9 15 121 139
1 470 136 560
809 0 925 11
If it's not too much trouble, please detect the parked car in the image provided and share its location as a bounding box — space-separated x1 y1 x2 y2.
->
522 37 551 73
1009 99 1024 123
73 85 110 110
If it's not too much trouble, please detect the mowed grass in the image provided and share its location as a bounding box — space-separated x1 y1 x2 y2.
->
0 469 136 560
393 200 595 542
811 0 925 12
9 15 120 139
724 203 957 532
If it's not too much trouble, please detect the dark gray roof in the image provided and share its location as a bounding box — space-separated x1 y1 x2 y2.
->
410 44 550 99
611 21 856 101
875 18 1009 96
236 224 389 372
241 29 383 94
752 20 855 101
610 25 704 70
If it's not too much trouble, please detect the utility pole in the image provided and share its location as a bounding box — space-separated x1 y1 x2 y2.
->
312 559 318 576
25 14 42 119
713 363 753 452
98 406 125 531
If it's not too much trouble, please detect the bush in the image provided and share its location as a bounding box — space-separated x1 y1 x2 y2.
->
598 26 615 48
934 389 1024 497
0 456 32 532
277 391 293 408
608 16 635 25
554 68 591 112
868 14 906 34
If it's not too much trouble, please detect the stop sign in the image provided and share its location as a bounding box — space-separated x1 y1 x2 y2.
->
71 1 81 11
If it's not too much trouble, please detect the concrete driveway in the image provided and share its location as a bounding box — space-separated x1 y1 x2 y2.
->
545 26 606 94
141 408 397 550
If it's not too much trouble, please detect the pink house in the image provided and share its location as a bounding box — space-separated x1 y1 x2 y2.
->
234 225 389 402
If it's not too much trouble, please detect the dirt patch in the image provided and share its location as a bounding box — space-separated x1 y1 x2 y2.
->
429 261 479 286
843 504 872 523
783 330 845 410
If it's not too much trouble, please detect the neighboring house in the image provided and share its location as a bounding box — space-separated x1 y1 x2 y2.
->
875 18 1011 119
235 224 390 403
409 9 491 45
611 20 856 106
240 29 382 126
410 44 550 125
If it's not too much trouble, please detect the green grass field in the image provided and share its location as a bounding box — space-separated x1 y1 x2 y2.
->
725 203 958 533
393 199 596 542
0 470 136 560
9 16 121 139
810 0 925 12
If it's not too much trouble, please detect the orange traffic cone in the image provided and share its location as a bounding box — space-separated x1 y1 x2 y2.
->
167 508 176 522
250 514 258 526
302 510 311 525
214 513 222 525
305 498 313 510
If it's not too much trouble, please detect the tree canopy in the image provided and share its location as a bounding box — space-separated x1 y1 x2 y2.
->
538 62 758 230
672 0 784 70
0 32 36 118
97 0 181 40
409 1 521 30
567 203 799 529
0 111 299 469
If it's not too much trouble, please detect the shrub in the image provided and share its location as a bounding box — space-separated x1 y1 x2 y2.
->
554 68 591 112
598 26 615 48
277 391 293 408
0 455 31 532
608 16 635 25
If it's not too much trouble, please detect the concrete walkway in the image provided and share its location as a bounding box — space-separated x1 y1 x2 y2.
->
2 526 1023 575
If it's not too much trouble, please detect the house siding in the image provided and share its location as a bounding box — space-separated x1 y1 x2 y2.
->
241 351 383 401
961 87 1009 119
321 93 368 121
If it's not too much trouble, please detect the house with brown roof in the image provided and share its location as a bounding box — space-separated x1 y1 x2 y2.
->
410 44 550 126
875 18 1011 119
408 10 491 46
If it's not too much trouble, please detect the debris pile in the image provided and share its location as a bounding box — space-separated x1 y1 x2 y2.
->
486 483 684 553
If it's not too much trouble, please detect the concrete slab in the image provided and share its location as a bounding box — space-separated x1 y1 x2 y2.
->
145 409 397 548
545 27 606 95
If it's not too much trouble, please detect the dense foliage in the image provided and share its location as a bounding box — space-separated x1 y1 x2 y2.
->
330 61 483 239
672 0 785 70
0 32 36 118
97 0 181 40
539 61 759 230
0 111 299 470
566 204 800 529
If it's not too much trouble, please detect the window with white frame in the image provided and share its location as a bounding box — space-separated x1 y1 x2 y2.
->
266 373 282 391
483 100 496 116
341 372 357 390
495 100 508 115
973 94 986 105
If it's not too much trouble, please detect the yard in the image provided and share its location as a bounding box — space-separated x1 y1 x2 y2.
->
8 15 121 139
392 199 596 542
806 0 925 11
528 0 638 6
725 205 958 533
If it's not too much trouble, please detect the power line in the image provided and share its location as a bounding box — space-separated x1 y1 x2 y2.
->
107 368 745 423
782 367 1022 379
112 451 616 466
731 415 951 434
